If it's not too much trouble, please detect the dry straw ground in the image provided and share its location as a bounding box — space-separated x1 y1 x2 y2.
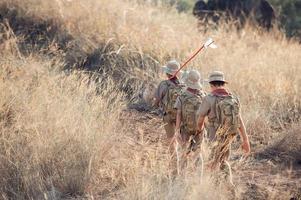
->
0 0 300 199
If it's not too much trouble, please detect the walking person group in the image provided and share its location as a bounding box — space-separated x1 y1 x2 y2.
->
154 60 251 182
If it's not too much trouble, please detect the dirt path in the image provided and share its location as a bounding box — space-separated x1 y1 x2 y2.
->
122 109 301 199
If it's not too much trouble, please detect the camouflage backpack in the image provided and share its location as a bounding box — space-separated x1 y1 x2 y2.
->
162 80 183 120
214 94 240 136
211 94 241 167
181 91 205 133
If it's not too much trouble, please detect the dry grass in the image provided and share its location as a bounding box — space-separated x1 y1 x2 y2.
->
258 123 301 164
0 56 232 199
0 0 300 199
0 56 125 198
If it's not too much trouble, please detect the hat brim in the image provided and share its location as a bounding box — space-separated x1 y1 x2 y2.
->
209 80 228 84
162 66 181 76
186 81 202 90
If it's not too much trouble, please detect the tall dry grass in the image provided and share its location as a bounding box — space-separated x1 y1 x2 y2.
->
0 0 300 199
0 55 234 199
0 55 125 198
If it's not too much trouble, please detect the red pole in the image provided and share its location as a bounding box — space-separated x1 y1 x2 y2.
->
170 41 214 79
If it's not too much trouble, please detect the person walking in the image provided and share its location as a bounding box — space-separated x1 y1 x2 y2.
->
154 60 183 141
174 70 206 170
197 71 250 174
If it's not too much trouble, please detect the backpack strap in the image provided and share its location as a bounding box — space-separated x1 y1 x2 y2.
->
214 95 222 125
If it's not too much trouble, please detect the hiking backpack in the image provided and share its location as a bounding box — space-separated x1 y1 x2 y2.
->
210 94 241 167
215 95 240 135
162 81 183 120
181 92 205 133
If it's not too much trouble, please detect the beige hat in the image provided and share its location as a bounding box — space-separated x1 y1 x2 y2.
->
208 71 228 83
162 60 180 76
185 70 202 90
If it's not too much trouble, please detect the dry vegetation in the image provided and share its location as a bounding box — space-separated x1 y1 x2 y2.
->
0 0 300 199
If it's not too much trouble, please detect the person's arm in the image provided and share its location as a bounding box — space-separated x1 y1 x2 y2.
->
175 110 181 131
238 114 250 155
198 115 206 132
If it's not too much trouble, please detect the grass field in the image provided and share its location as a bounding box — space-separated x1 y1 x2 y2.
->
0 0 300 199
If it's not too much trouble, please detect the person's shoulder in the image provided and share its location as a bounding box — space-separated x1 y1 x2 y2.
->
159 79 168 85
227 91 240 99
205 93 216 100
163 79 176 87
230 92 240 99
201 93 216 104
158 80 169 88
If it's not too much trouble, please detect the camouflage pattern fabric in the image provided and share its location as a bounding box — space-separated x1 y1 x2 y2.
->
162 80 183 121
181 91 205 133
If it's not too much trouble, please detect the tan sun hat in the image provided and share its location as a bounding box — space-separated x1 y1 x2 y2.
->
162 60 180 76
208 71 228 83
185 70 202 90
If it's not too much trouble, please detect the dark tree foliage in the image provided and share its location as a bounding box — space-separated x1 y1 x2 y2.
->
270 0 301 39
147 0 301 40
193 0 276 30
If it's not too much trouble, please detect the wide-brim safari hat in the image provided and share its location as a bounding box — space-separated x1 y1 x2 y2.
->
208 71 228 83
185 70 202 90
162 60 181 76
